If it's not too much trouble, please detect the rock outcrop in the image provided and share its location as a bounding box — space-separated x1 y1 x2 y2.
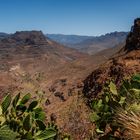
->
13 30 45 39
125 18 140 51
1 31 47 45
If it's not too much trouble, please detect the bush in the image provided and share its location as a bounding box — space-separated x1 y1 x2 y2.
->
90 74 140 139
0 92 58 140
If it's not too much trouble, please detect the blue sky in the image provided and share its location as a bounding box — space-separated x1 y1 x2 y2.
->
0 0 140 35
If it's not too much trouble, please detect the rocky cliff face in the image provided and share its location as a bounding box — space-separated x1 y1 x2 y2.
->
1 31 47 45
125 18 140 51
83 18 140 101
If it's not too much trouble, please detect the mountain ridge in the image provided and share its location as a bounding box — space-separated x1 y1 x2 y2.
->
0 31 128 55
47 32 128 55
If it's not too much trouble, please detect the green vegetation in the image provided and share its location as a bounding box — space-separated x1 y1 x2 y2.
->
0 92 58 140
90 74 140 139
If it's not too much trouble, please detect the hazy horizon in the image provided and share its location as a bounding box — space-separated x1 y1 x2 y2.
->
1 30 128 37
0 0 140 36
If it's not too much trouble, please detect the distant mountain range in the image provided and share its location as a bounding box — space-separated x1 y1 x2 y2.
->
0 32 128 55
47 34 93 45
0 32 9 39
47 32 128 54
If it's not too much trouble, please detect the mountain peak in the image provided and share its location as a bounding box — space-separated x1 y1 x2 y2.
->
10 30 47 45
125 18 140 51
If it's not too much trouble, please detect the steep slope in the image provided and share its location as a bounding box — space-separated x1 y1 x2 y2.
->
83 18 140 101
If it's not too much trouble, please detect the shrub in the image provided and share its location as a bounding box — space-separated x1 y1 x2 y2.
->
0 92 58 140
90 74 140 139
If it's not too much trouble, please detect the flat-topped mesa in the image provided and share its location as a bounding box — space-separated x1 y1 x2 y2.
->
125 18 140 51
10 31 47 45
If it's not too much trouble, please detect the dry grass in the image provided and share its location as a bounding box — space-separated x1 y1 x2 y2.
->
117 110 140 140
